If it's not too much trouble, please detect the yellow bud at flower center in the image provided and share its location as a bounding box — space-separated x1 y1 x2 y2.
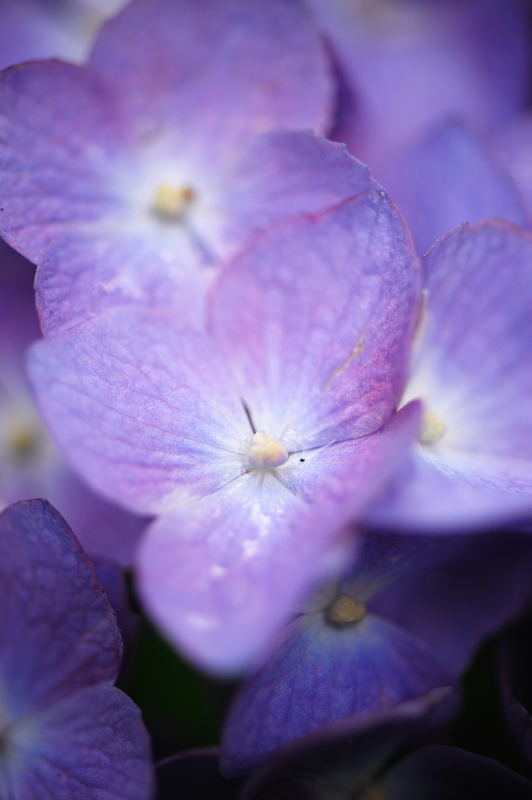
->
248 431 289 470
419 409 447 445
151 183 196 220
326 593 367 626
7 421 43 465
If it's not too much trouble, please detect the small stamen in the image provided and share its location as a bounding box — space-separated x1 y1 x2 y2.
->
248 431 289 470
326 593 366 626
151 183 196 221
419 409 447 445
7 422 43 464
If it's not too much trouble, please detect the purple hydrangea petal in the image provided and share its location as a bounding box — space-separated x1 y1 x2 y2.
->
29 195 420 514
492 113 532 222
239 688 453 799
136 403 420 673
371 532 532 673
222 132 374 238
368 451 532 531
90 0 332 141
0 12 366 337
385 119 527 254
0 500 121 717
0 1 128 69
0 60 130 265
0 241 147 565
221 612 449 773
4 684 153 799
380 745 532 800
309 0 529 173
210 193 420 446
34 131 376 335
369 220 532 530
28 307 249 515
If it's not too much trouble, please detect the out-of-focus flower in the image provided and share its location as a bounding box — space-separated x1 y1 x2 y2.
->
0 499 152 798
0 0 364 335
221 530 532 772
492 115 532 224
367 219 532 531
0 240 146 563
237 690 532 800
383 119 527 254
0 0 127 69
29 195 421 673
307 0 529 178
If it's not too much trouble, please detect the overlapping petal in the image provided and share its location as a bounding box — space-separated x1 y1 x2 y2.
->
222 613 448 772
5 685 153 800
90 0 332 142
210 193 420 446
0 500 121 717
0 0 342 334
386 120 527 254
369 220 532 529
137 405 420 673
309 0 529 173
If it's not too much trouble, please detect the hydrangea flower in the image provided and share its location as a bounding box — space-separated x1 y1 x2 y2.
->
307 0 529 177
0 0 127 69
0 0 376 335
221 529 532 772
0 240 146 564
368 219 532 530
0 499 152 798
29 194 421 672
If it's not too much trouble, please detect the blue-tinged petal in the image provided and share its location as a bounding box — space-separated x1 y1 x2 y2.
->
1 685 153 800
371 532 532 673
90 0 333 142
386 120 527 254
0 500 121 717
491 113 532 222
0 1 127 68
239 688 453 799
221 611 449 773
308 0 529 174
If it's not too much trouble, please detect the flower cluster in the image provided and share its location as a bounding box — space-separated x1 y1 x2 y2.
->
1 0 532 797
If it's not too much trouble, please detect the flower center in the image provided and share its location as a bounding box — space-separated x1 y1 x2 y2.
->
419 409 447 445
248 431 289 471
6 419 44 465
151 183 196 221
326 593 367 626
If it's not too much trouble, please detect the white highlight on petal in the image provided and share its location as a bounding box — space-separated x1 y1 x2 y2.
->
419 409 447 445
247 431 289 470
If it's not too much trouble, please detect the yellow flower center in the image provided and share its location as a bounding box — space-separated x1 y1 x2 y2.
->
326 593 367 625
248 431 289 470
151 183 196 221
